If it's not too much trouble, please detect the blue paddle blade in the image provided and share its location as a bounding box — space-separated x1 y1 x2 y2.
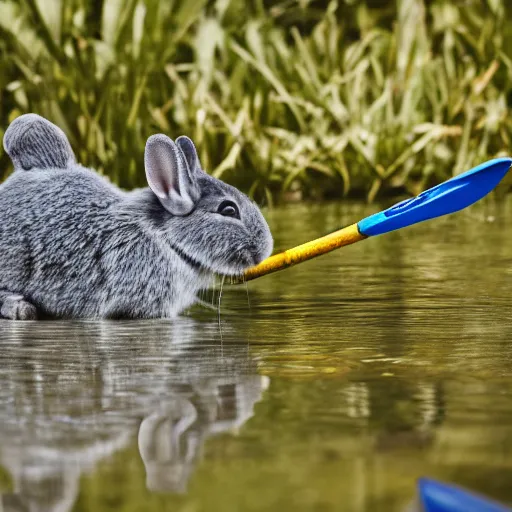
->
357 158 512 237
417 478 512 512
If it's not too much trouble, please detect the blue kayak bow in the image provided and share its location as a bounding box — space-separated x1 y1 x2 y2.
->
418 478 512 512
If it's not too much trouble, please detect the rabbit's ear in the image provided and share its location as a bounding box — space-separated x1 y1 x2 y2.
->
145 134 200 216
3 113 76 170
175 135 202 175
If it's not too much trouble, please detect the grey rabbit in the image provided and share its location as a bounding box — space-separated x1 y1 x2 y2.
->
0 114 273 320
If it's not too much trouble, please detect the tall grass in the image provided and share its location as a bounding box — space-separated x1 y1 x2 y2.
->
0 0 510 204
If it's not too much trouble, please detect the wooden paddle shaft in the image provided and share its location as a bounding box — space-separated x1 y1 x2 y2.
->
240 223 367 282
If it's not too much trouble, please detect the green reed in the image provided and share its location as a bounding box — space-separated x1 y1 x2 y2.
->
0 0 510 204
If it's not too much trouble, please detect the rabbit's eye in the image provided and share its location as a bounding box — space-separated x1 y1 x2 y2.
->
218 200 240 219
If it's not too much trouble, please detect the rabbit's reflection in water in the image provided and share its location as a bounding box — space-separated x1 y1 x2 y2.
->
138 349 268 493
0 319 269 511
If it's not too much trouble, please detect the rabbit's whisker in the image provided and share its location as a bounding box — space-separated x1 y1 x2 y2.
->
217 275 225 346
194 297 217 311
211 275 217 310
244 280 251 311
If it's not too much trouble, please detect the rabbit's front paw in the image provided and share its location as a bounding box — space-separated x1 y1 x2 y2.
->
1 295 38 320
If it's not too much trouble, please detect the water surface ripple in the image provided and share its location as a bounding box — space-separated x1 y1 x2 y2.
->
1 201 512 511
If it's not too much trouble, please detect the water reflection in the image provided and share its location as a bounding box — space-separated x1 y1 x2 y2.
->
137 347 268 494
0 319 269 510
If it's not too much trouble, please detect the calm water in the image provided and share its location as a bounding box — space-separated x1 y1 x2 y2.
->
1 200 512 511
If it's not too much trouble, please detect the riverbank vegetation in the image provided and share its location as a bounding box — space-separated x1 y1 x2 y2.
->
0 0 510 204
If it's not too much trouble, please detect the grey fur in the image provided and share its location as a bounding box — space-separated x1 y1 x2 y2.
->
0 116 273 320
3 114 76 170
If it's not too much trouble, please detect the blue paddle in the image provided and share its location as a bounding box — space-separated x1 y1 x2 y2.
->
358 157 512 236
242 157 512 281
